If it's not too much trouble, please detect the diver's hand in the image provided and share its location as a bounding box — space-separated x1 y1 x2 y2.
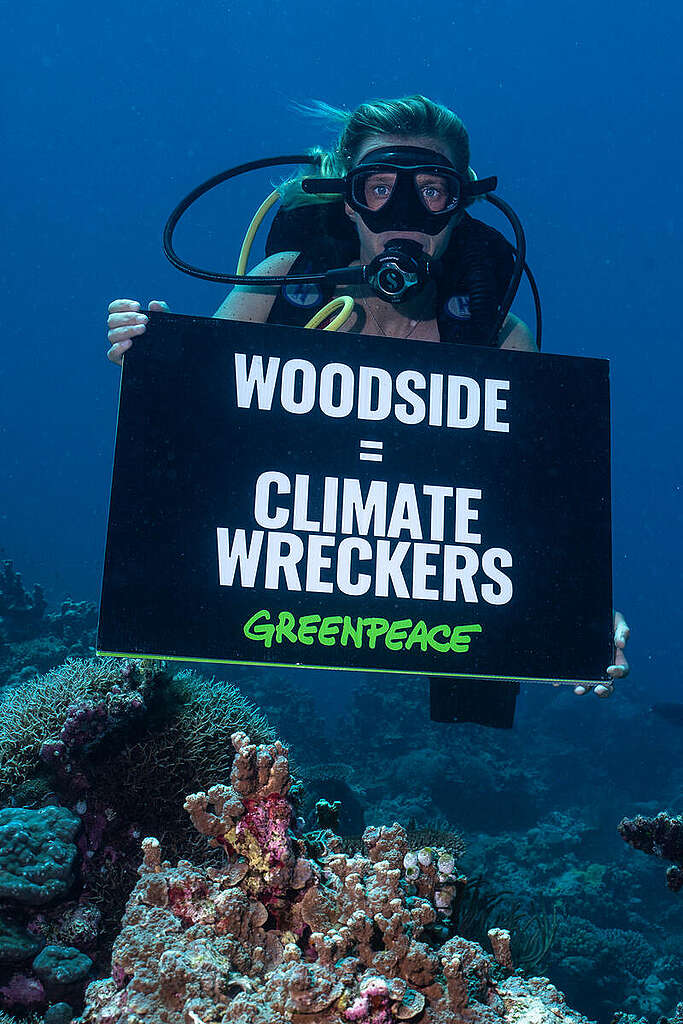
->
573 610 630 698
107 299 169 365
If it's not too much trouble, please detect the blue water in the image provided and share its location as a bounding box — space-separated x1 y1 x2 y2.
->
2 2 683 1019
3 0 682 698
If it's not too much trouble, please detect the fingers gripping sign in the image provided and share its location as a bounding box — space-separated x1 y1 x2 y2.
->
107 299 170 365
573 610 630 698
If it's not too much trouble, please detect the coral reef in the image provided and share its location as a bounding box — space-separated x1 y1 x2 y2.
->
2 558 682 1022
0 658 158 803
0 561 97 687
548 914 683 1019
306 671 683 1022
618 813 683 892
0 805 95 1017
0 561 47 643
76 732 593 1024
0 659 276 1021
327 674 549 837
0 659 275 864
465 818 683 1019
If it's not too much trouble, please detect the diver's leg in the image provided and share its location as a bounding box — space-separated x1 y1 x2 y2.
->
429 676 520 728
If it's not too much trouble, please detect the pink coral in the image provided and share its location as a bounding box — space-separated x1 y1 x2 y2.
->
238 792 292 874
344 978 394 1022
76 732 595 1024
167 874 212 927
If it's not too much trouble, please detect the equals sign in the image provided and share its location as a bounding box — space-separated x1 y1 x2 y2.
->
359 440 383 462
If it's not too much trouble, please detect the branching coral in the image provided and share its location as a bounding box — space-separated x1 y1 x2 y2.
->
0 1010 43 1024
76 732 594 1024
76 669 277 873
0 658 146 800
0 660 275 846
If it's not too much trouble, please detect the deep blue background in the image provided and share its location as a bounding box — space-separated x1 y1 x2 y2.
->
2 0 681 698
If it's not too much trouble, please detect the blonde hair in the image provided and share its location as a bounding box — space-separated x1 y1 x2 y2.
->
280 94 473 209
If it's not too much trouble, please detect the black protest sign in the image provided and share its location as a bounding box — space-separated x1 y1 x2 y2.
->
98 311 613 685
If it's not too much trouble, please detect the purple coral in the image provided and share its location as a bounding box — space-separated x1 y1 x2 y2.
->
0 972 45 1008
39 683 147 769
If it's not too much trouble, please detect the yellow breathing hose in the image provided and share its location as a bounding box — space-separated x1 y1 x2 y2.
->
302 295 355 331
236 189 355 332
236 190 281 276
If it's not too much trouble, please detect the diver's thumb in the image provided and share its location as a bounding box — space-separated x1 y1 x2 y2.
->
148 299 170 311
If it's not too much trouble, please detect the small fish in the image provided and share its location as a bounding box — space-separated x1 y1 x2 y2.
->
649 703 683 726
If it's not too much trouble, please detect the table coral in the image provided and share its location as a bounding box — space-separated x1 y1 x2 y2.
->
76 732 594 1024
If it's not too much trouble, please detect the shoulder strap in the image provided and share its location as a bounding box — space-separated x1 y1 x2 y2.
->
437 214 515 347
266 201 358 328
266 251 337 328
266 200 358 260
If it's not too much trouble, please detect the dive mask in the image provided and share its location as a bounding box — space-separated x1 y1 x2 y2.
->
302 146 496 236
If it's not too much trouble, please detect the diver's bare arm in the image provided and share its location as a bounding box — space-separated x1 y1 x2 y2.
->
498 314 537 352
213 252 300 323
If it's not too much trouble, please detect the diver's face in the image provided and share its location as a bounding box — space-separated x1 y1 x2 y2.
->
345 134 462 261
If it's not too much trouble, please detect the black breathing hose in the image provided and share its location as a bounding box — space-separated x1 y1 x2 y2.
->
162 155 334 286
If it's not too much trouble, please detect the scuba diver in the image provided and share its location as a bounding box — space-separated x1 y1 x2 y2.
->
106 94 630 727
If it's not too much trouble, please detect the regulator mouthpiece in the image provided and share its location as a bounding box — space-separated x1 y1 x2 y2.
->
364 240 435 304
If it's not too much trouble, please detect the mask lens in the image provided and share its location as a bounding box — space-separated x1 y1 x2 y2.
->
415 171 460 212
352 170 397 211
349 164 462 216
